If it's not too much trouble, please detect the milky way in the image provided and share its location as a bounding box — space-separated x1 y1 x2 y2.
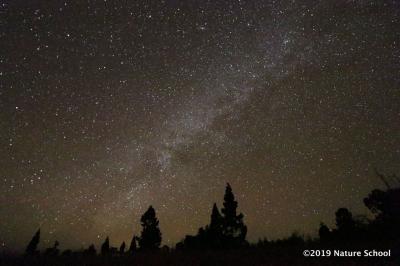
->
1 1 399 250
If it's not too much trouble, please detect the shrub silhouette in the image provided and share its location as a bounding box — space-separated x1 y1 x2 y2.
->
318 222 331 243
44 240 60 256
83 244 96 256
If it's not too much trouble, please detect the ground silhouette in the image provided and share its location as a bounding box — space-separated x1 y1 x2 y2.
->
1 176 399 265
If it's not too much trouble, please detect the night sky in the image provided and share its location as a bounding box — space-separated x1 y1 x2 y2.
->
1 0 399 251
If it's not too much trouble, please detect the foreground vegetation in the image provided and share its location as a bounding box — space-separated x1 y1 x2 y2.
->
1 173 399 265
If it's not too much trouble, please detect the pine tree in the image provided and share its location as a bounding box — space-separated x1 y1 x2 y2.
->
209 203 222 232
138 206 162 250
101 237 110 255
221 183 247 246
128 235 137 254
119 241 126 254
205 203 224 248
25 229 40 255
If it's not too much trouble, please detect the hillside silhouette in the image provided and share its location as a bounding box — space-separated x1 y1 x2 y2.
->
1 174 399 266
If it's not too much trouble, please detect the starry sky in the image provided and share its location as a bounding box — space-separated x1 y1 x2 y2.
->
1 0 399 251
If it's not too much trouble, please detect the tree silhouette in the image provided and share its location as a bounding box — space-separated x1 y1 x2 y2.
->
209 203 222 233
318 223 331 243
25 228 40 255
83 244 96 256
119 241 126 254
128 235 137 254
177 184 248 249
101 236 110 256
364 189 387 215
333 208 358 243
138 206 162 250
221 183 247 246
363 180 400 239
44 240 60 256
335 208 355 231
204 203 223 248
9 179 400 264
364 188 400 222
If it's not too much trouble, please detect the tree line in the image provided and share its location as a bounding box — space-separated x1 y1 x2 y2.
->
23 173 400 258
25 183 249 256
25 204 162 256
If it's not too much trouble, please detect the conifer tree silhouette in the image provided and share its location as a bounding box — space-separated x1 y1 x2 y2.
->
206 203 223 248
209 203 222 232
179 184 248 249
221 183 247 246
101 236 110 255
179 206 217 249
138 206 162 250
25 229 40 255
129 235 137 254
119 241 126 254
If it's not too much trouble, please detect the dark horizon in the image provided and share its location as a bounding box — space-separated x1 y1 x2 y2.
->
1 0 399 256
3 178 399 256
0 171 393 250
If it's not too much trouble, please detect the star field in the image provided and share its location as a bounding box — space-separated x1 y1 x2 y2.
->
0 0 399 250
